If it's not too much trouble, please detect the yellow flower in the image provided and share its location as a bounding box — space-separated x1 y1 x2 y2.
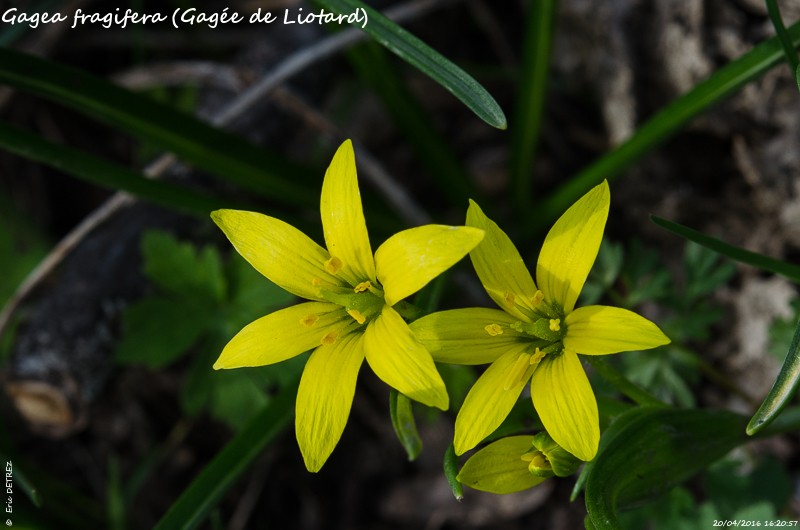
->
210 140 484 472
411 181 669 461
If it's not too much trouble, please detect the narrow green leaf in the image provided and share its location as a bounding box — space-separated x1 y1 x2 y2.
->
584 407 747 529
389 389 423 461
585 356 665 407
443 444 464 501
765 0 799 74
152 377 298 530
0 120 228 217
347 42 475 205
0 48 314 204
747 317 800 435
651 216 800 282
510 0 557 212
527 21 800 235
314 0 507 129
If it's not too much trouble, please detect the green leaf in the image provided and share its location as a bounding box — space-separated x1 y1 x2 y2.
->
528 21 800 235
389 390 423 461
584 407 748 529
0 48 315 203
151 376 299 530
0 120 227 217
116 297 212 368
652 216 800 283
747 316 800 435
141 231 226 302
313 0 506 129
224 254 295 334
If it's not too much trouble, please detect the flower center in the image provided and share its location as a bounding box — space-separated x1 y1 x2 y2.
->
320 280 385 325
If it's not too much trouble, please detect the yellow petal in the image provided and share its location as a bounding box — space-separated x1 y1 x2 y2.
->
564 305 670 355
410 308 527 365
454 344 534 455
375 225 484 306
536 181 609 313
214 302 350 369
363 305 449 410
457 436 548 494
295 331 365 472
320 140 376 285
530 351 599 461
211 209 347 301
466 200 539 320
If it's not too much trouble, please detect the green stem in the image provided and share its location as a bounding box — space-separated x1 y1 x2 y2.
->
585 356 665 407
765 0 799 74
510 0 557 213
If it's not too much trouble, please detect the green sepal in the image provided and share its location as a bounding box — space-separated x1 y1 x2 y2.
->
456 436 548 494
583 407 748 529
389 390 423 461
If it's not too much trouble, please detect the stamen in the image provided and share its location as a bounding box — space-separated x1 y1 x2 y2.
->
504 291 516 306
321 331 338 346
549 319 561 332
354 281 371 293
528 453 550 472
300 314 319 327
530 290 544 305
504 352 533 390
324 256 343 274
484 323 503 336
347 309 366 324
530 347 546 365
311 277 322 286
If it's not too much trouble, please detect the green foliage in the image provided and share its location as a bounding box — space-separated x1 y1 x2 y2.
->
618 456 793 529
584 240 735 407
583 407 749 529
0 191 48 307
116 230 296 430
313 0 507 129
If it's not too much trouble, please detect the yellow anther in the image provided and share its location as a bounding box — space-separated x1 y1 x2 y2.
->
520 451 535 463
549 319 561 332
530 347 546 365
528 453 550 473
324 256 343 274
300 314 319 327
354 281 371 293
531 290 544 305
347 309 366 324
504 291 516 306
311 277 322 286
484 323 503 336
321 331 338 346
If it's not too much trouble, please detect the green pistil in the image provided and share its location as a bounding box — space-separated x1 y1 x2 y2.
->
321 288 384 324
511 318 566 343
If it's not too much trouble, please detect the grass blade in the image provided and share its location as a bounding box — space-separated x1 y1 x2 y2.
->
314 0 507 129
651 215 800 282
0 48 314 205
527 21 800 234
765 0 799 74
747 317 800 435
152 378 298 530
510 0 557 212
0 120 227 217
